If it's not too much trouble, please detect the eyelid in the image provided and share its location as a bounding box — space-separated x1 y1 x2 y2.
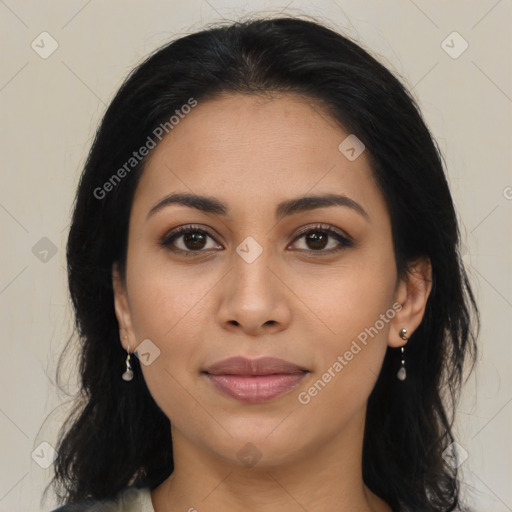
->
292 223 353 244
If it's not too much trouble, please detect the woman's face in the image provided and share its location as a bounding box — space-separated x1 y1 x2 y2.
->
113 92 418 468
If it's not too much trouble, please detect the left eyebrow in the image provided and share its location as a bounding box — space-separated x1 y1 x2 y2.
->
275 193 370 222
146 192 370 222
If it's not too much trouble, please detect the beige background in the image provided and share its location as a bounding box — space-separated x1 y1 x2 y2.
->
0 1 511 511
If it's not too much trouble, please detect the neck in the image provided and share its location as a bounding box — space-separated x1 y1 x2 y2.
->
151 407 391 512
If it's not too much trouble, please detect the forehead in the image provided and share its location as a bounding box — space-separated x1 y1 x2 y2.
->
131 92 386 222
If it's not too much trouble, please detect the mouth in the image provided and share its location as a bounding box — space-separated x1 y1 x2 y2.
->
202 356 309 403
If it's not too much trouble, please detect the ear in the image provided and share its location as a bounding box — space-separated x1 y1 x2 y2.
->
388 256 432 348
112 262 136 352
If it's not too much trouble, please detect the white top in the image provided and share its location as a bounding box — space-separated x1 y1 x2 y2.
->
50 486 155 511
119 486 155 512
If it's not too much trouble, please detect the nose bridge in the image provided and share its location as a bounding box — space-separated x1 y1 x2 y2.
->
230 239 275 300
217 236 290 333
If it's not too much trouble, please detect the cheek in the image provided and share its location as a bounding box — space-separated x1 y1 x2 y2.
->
305 246 396 341
124 252 224 416
125 250 214 341
298 248 396 400
127 279 203 426
295 299 393 436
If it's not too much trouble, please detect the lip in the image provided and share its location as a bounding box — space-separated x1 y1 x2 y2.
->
204 356 308 375
203 356 309 403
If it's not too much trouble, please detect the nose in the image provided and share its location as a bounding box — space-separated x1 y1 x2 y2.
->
216 251 291 337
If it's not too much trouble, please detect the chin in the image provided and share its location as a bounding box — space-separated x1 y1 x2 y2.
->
199 421 315 469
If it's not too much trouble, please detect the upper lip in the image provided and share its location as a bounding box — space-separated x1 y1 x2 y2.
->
203 356 308 376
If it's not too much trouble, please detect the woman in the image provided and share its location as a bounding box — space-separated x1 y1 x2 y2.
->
47 15 479 512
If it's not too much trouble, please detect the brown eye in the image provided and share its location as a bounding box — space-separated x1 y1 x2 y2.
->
290 224 353 254
304 231 329 250
160 225 222 254
180 231 207 250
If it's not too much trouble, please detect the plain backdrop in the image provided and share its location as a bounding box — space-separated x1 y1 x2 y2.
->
0 1 511 511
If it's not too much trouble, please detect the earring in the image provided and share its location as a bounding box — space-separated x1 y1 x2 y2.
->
122 345 134 381
397 328 409 381
121 330 134 382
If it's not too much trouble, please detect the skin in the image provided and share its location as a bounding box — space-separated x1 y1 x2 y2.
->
112 92 432 512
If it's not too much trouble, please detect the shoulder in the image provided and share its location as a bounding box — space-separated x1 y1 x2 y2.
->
49 486 153 512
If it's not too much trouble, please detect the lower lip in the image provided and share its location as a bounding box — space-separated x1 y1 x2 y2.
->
205 372 307 403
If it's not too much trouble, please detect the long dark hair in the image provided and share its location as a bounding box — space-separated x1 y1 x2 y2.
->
46 15 479 512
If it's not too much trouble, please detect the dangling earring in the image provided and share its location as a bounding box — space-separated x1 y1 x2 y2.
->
121 330 134 381
122 345 134 381
397 328 408 381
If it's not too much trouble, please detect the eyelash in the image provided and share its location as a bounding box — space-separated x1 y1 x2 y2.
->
159 223 353 257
